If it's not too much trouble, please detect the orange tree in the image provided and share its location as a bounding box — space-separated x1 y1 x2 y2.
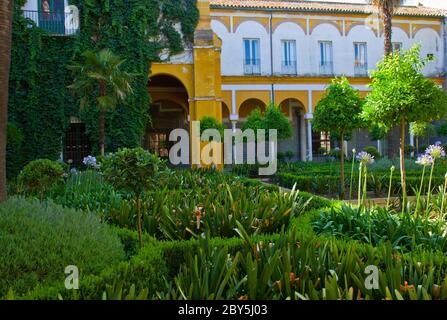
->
312 77 364 199
362 45 447 206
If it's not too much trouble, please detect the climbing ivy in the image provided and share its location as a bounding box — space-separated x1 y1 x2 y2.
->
8 0 199 176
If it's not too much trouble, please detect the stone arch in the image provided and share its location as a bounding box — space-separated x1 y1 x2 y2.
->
146 74 190 158
278 98 307 162
238 98 267 119
310 20 343 37
234 18 270 34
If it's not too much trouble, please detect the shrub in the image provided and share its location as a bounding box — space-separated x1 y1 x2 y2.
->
199 116 225 140
312 204 447 252
17 159 65 198
102 148 162 246
362 146 381 160
405 144 415 156
0 197 125 296
6 123 23 178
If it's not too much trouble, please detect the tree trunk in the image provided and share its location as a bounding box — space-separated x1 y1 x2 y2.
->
382 3 396 159
0 0 14 202
400 120 407 207
99 80 106 156
136 195 143 247
99 109 105 156
339 134 345 200
382 6 393 56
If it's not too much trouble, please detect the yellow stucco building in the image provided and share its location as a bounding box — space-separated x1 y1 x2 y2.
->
147 0 446 162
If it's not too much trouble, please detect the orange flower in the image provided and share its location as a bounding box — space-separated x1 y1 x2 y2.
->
399 281 415 293
238 295 248 300
289 273 300 286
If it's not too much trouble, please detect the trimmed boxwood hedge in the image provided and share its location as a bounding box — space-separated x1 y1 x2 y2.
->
277 172 445 197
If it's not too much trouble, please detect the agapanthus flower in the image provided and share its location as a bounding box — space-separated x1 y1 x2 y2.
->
425 144 446 159
83 155 98 169
416 154 434 166
356 151 375 165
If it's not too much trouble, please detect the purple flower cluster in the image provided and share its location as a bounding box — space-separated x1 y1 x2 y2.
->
356 151 375 165
83 155 98 169
425 142 446 159
416 143 445 166
416 154 434 167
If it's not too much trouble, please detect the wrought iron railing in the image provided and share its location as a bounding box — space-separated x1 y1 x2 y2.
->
22 10 79 35
354 63 368 76
244 59 261 75
319 61 334 76
281 60 297 75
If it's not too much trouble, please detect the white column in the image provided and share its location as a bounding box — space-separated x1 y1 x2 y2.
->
300 114 307 161
229 113 239 165
305 113 313 161
306 90 314 161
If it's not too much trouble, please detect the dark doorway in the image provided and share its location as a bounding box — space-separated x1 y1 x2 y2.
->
64 123 92 167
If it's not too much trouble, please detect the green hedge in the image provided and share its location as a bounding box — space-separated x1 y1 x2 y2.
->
0 197 125 297
277 172 445 197
20 220 447 300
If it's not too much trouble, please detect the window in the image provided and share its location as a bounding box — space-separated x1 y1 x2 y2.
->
319 41 333 75
392 42 402 52
354 42 368 76
281 40 297 75
243 39 261 75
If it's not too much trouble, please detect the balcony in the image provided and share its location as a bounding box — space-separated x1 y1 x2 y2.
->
281 61 297 75
354 63 368 77
244 59 261 75
22 10 79 36
319 61 334 76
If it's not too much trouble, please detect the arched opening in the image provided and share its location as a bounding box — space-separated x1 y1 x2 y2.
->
279 98 306 161
239 98 266 119
146 74 189 159
222 101 231 128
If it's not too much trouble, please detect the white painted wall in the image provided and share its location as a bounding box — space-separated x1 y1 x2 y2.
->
212 15 445 77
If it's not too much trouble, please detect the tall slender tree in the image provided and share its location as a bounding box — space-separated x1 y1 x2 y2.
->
371 0 401 55
312 77 364 199
0 0 14 202
363 46 447 206
370 0 402 158
68 49 134 156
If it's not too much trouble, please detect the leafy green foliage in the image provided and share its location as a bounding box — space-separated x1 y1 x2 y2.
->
8 0 199 171
312 205 447 251
369 125 387 141
312 77 364 139
363 45 447 129
6 123 23 178
0 197 125 296
363 146 381 160
102 148 162 196
263 103 292 140
243 103 292 140
199 116 225 141
17 159 65 197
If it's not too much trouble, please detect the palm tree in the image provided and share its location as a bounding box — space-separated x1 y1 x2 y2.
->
370 0 402 158
0 0 14 202
371 0 401 55
68 49 134 156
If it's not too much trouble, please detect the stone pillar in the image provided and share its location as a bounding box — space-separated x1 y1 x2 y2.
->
191 0 223 168
305 113 313 161
300 114 307 161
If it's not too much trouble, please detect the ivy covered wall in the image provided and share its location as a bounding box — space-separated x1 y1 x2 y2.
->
8 0 199 176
